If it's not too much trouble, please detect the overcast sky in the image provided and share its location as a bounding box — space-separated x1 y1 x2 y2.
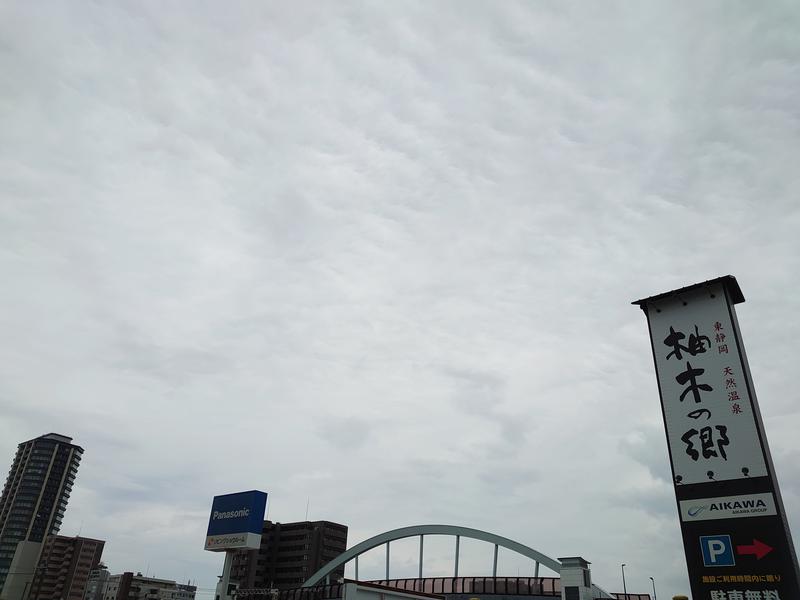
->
2 2 800 598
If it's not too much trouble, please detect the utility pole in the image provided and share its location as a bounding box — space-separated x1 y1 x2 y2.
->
620 564 627 599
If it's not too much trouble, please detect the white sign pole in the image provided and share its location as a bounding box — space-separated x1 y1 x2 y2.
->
216 551 235 600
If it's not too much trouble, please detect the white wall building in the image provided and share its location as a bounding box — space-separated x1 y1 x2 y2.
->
102 573 196 600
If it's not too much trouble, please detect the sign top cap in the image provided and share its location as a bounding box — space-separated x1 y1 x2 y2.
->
632 275 744 309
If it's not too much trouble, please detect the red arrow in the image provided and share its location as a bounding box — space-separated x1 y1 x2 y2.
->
736 539 773 560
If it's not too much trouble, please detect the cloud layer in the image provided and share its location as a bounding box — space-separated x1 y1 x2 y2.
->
2 2 800 598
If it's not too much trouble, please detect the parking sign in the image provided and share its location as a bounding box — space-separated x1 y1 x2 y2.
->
700 535 735 567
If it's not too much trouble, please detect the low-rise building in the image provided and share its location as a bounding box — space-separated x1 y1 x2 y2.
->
103 573 196 600
83 567 110 600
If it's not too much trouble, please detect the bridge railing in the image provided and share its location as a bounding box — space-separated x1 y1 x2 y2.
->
235 577 563 600
235 583 343 600
367 577 561 596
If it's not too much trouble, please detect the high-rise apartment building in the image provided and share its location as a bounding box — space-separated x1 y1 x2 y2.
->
28 535 104 600
230 520 348 590
0 434 83 600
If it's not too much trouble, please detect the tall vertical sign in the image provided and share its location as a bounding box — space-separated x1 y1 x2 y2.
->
205 490 268 600
634 276 800 600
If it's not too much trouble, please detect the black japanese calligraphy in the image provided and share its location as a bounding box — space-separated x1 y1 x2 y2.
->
687 408 712 420
676 361 713 403
663 325 711 360
681 425 730 461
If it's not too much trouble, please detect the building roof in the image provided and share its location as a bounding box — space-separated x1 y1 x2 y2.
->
110 573 178 585
49 534 106 544
21 433 84 450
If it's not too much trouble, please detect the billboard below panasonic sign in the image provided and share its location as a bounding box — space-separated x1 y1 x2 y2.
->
205 490 267 552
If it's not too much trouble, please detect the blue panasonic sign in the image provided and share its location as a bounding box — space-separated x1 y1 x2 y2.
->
205 490 267 551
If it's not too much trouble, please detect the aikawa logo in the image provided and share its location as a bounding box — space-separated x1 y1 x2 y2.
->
687 505 707 517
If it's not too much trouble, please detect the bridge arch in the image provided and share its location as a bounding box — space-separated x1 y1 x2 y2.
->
302 524 561 587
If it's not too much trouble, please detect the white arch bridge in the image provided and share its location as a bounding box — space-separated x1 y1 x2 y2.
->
302 525 601 593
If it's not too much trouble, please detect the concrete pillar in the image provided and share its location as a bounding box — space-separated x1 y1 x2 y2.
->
1 541 43 600
214 551 235 600
557 557 594 600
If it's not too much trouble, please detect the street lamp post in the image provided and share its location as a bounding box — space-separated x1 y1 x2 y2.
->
621 564 628 599
649 576 657 600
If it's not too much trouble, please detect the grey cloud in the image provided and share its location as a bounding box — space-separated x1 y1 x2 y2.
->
109 337 233 383
317 416 373 451
618 426 674 485
2 2 800 599
441 367 531 458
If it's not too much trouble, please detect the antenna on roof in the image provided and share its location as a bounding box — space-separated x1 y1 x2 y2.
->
305 498 310 521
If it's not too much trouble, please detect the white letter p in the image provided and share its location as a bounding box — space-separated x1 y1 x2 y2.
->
708 540 726 563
